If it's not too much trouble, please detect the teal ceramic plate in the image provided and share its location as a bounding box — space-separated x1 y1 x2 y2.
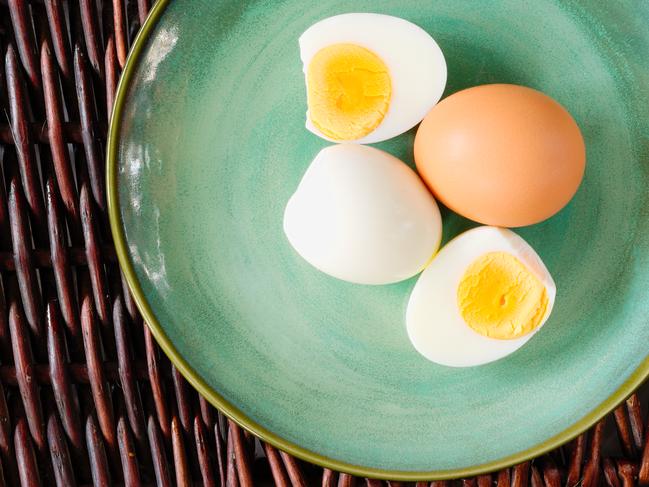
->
108 0 649 480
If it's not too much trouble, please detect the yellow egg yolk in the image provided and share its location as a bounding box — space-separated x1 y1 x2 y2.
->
306 43 391 140
457 252 548 339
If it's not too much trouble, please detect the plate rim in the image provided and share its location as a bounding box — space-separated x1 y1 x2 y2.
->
107 0 649 480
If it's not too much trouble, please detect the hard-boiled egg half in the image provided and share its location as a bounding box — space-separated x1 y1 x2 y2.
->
407 226 556 367
283 144 442 285
299 13 447 144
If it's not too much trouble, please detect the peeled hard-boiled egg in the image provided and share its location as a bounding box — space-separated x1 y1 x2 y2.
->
407 226 556 367
284 144 442 285
299 13 447 144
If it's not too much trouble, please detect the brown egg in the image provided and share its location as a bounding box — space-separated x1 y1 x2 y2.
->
414 84 586 227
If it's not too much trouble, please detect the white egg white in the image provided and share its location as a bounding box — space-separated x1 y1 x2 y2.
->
406 226 556 367
299 13 447 144
283 144 442 285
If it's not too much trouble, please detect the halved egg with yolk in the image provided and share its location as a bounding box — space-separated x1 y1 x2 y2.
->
407 226 556 367
299 13 447 144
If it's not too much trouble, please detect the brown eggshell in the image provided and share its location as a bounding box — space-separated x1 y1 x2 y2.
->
414 84 586 227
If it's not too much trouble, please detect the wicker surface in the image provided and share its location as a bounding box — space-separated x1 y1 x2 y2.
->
0 1 648 485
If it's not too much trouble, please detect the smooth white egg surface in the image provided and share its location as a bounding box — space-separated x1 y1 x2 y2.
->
299 13 447 144
407 226 556 367
283 144 442 285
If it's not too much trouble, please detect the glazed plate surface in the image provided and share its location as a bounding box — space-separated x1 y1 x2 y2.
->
108 0 649 479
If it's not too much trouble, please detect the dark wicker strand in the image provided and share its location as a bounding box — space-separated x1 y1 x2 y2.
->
14 415 41 487
8 278 45 454
45 300 84 457
113 292 146 448
8 167 43 340
171 415 191 487
5 47 46 232
8 0 42 92
85 412 111 486
117 415 141 487
46 412 77 487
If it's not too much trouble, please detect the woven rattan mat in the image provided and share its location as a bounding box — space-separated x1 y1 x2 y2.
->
0 2 648 485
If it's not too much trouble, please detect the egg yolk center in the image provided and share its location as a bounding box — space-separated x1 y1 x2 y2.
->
306 43 391 141
457 252 548 340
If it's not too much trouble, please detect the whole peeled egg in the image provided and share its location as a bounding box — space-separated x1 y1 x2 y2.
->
414 84 586 227
299 13 447 144
283 144 442 285
407 226 556 367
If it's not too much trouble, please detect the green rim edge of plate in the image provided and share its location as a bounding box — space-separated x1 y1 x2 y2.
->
106 0 649 481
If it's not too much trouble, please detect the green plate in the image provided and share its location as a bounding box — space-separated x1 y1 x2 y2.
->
108 0 649 480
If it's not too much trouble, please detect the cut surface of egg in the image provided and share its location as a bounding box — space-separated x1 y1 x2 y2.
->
283 144 442 285
299 13 447 144
407 226 556 367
